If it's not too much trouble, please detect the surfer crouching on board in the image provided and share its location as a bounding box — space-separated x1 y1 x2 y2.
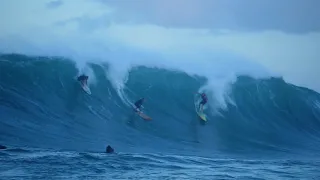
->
197 92 208 112
77 74 89 86
134 98 145 112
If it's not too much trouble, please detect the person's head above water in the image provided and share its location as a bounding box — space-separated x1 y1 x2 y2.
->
106 145 114 153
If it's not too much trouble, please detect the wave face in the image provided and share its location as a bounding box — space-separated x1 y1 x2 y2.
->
1 53 320 157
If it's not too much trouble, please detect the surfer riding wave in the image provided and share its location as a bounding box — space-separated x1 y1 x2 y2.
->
134 98 145 112
196 92 207 112
77 74 89 86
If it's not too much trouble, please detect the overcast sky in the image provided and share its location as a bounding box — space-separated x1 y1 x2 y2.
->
97 0 320 33
0 0 319 92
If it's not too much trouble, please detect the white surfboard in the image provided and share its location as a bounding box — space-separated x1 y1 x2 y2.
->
81 83 91 95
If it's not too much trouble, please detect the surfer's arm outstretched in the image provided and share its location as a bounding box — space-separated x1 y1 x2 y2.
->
195 92 203 96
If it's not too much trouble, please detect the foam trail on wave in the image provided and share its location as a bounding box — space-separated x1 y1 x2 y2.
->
99 50 271 113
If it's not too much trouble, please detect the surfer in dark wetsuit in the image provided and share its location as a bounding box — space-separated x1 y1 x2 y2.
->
134 98 145 112
197 92 208 112
77 74 88 86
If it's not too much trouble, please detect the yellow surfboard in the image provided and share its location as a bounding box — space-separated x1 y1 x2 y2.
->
194 95 207 122
197 111 207 121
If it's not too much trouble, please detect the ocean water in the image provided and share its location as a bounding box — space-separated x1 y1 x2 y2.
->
1 54 320 179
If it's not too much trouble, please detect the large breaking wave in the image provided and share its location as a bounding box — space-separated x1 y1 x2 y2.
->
1 53 320 157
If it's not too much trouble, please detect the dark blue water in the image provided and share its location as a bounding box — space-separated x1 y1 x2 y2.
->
1 54 320 179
